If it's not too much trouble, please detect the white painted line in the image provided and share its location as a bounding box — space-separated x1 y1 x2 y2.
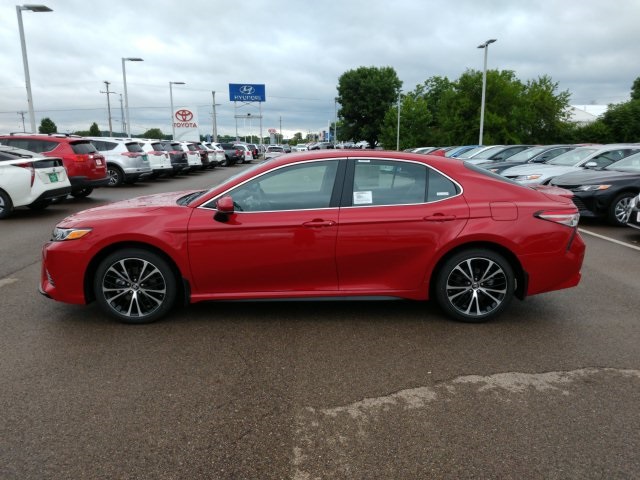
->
579 228 640 252
0 278 18 288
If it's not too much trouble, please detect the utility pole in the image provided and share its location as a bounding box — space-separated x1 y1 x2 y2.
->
17 111 27 132
211 91 219 142
119 94 125 136
279 116 282 144
100 81 115 136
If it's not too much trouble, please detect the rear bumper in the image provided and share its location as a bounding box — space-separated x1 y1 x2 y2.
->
69 175 110 190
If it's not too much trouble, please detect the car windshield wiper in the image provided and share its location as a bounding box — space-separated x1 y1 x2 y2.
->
177 190 206 206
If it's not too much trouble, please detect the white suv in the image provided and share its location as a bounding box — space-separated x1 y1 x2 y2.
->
134 139 174 178
0 145 71 218
87 137 152 186
204 142 226 166
234 144 253 163
178 142 203 171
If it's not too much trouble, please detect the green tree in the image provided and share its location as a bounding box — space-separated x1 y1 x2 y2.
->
89 122 101 136
337 66 402 147
379 92 432 150
39 117 57 134
142 128 164 139
600 100 640 142
631 76 640 101
519 75 571 143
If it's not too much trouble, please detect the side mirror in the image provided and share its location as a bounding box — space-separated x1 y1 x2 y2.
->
216 195 234 213
584 161 598 168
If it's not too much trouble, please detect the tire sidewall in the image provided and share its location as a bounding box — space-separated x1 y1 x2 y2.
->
93 248 177 324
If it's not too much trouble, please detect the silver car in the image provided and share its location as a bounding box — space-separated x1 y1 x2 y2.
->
500 145 640 185
87 137 152 186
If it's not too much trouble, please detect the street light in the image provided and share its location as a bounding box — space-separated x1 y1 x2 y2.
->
169 81 185 139
121 57 143 137
477 38 496 145
16 4 52 133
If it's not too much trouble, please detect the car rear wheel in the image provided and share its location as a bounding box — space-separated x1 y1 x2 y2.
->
607 192 636 227
94 248 177 324
0 190 14 219
107 165 124 187
434 249 514 323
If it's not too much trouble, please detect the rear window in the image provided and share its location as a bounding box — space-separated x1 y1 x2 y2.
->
70 141 99 154
151 143 166 152
125 142 144 153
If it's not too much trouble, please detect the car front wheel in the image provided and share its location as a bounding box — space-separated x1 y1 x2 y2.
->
94 248 177 324
608 192 636 226
0 190 14 219
434 249 514 323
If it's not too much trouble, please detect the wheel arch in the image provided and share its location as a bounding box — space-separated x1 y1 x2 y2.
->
83 241 190 306
429 241 527 301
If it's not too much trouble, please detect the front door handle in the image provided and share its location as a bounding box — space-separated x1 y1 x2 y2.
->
302 220 336 228
424 214 456 222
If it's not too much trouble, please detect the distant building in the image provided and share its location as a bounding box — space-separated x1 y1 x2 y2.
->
569 105 607 124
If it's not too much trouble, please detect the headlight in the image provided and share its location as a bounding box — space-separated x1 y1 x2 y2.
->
574 185 611 191
52 227 92 241
514 174 542 182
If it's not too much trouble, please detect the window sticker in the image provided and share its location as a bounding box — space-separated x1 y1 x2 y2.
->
436 191 450 196
353 191 373 205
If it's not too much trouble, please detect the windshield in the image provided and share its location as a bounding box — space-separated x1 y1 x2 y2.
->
457 146 487 158
470 146 507 160
606 152 640 172
507 146 547 161
547 148 598 166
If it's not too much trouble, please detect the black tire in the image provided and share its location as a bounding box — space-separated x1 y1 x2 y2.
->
434 249 514 323
107 164 124 187
93 248 177 324
0 189 14 219
71 187 93 198
607 192 636 227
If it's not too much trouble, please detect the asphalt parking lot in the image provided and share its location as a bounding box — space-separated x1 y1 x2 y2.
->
1 165 639 479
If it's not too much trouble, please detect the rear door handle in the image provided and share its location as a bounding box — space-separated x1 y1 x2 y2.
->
424 214 456 222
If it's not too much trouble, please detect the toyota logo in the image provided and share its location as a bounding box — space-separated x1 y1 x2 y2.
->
239 85 255 95
175 109 193 122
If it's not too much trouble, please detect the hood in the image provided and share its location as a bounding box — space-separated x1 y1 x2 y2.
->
60 190 197 224
502 163 581 178
551 169 640 186
529 184 574 200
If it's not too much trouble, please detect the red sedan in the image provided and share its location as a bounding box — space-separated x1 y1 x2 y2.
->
40 150 585 324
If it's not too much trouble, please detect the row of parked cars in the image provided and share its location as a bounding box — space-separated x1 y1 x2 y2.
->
407 143 640 228
0 133 259 219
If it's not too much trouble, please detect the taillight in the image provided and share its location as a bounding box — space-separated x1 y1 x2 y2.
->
122 152 140 158
535 209 580 227
73 154 88 162
16 162 36 186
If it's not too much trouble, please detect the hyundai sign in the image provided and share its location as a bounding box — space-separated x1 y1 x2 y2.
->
229 83 266 102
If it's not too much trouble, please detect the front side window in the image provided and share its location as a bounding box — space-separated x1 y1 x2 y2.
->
225 160 339 212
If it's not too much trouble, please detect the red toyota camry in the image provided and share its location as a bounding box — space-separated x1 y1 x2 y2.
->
40 150 585 324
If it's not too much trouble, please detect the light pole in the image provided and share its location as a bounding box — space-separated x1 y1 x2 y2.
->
396 90 402 151
16 4 52 133
100 81 117 136
477 38 496 145
121 57 143 137
169 81 185 139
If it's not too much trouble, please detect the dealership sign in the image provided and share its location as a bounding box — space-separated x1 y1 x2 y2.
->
172 107 200 141
229 84 266 102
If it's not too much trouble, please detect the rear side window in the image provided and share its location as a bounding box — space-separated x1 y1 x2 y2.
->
90 140 116 151
2 138 58 153
352 160 427 206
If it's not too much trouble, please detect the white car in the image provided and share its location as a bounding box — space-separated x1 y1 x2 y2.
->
0 145 71 219
87 137 153 186
178 142 204 171
134 139 174 178
204 142 226 166
234 144 253 163
264 145 286 160
501 145 640 185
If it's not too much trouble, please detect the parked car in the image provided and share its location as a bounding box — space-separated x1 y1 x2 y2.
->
246 143 260 159
0 145 71 218
40 150 584 325
624 193 640 230
218 143 243 166
309 142 335 150
550 151 640 226
87 137 153 186
445 146 480 158
264 145 286 160
292 144 309 152
452 145 503 159
178 142 203 171
234 144 253 163
479 145 577 175
501 145 640 185
203 142 226 166
191 142 213 169
158 141 189 175
134 139 174 178
464 145 534 165
0 133 108 198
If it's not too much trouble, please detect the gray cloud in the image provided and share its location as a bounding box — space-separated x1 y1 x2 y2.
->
1 0 637 137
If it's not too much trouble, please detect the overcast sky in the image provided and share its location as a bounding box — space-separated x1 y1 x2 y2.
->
0 0 637 139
